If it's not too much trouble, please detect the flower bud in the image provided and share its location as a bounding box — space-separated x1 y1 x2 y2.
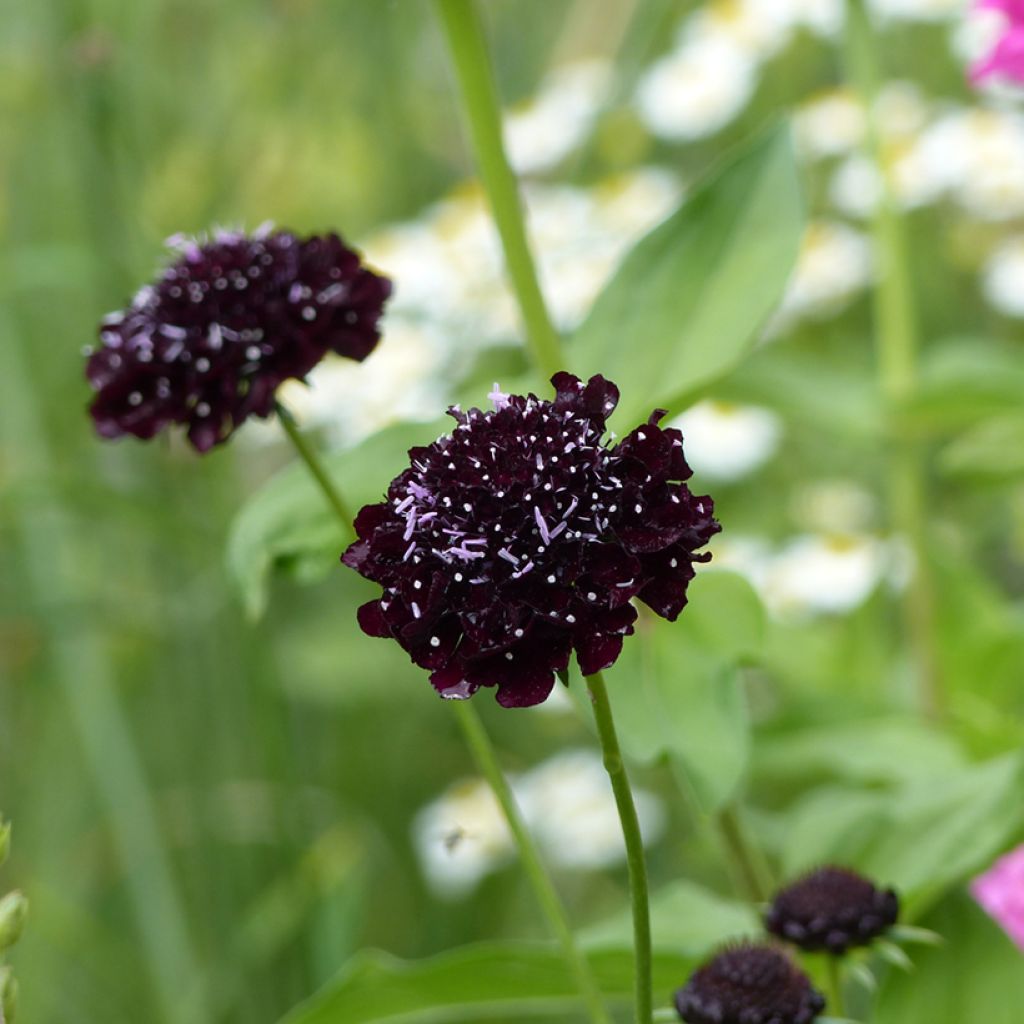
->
0 965 18 1022
0 892 28 952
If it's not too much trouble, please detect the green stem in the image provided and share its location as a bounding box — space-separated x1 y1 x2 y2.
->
275 400 355 541
434 0 566 380
586 672 653 1024
451 702 612 1024
714 804 772 904
826 956 845 1018
844 0 944 720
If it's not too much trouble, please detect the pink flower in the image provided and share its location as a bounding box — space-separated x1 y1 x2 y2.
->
970 843 1024 950
970 0 1024 84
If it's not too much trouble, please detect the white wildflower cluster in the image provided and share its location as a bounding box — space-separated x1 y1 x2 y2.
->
244 168 680 450
712 531 900 620
413 749 665 898
504 60 612 175
671 402 783 483
635 0 860 143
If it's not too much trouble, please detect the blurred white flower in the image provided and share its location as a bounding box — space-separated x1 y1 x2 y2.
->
712 528 894 619
902 108 1024 219
869 0 965 21
412 748 666 896
708 534 776 595
413 777 515 898
635 36 757 141
775 220 873 327
982 236 1024 316
791 479 878 533
270 317 446 447
683 0 791 60
757 0 846 38
519 749 666 870
875 81 931 140
794 89 866 160
672 401 782 482
830 155 883 218
362 169 681 345
762 533 889 617
504 60 612 175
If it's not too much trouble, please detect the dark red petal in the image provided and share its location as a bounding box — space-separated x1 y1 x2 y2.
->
356 600 391 637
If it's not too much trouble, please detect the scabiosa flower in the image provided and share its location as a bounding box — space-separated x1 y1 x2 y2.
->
675 943 825 1024
86 227 391 452
765 866 899 954
342 373 719 708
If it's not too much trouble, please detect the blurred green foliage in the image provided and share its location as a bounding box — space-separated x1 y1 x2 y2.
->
2 1 1023 1023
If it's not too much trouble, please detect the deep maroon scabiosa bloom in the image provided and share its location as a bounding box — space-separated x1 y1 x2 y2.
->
765 866 899 954
343 373 719 708
85 227 391 452
675 943 825 1024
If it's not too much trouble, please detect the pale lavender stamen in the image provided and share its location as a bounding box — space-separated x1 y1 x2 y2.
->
533 506 551 545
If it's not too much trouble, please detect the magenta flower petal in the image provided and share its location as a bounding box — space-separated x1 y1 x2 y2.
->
343 374 719 708
970 23 1024 84
86 228 391 452
971 843 1024 951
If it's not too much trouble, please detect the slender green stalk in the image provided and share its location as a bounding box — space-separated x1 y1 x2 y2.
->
587 672 654 1024
451 702 612 1024
434 0 566 379
826 956 846 1018
275 400 355 541
843 0 944 720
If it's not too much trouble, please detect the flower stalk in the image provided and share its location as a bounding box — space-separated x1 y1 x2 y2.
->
587 671 654 1024
843 0 944 720
275 400 355 542
434 0 565 380
451 701 613 1024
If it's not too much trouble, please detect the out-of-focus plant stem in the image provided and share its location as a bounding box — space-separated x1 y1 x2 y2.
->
587 672 654 1024
844 0 945 720
826 955 846 1017
435 0 566 380
275 400 355 542
715 803 773 903
451 702 613 1024
0 315 208 1024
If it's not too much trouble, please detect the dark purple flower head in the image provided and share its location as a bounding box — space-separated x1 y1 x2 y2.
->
342 373 720 708
675 943 825 1024
765 866 899 954
86 227 391 452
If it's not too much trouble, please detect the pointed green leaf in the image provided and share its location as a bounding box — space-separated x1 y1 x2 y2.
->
278 941 693 1024
570 126 804 424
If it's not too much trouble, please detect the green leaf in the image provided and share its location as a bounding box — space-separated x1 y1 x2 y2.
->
226 418 448 618
858 752 1024 903
755 718 966 788
874 892 1024 1024
570 126 804 424
902 336 1024 433
605 572 761 813
581 880 760 956
874 939 914 973
778 786 887 878
278 941 693 1024
939 412 1024 481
